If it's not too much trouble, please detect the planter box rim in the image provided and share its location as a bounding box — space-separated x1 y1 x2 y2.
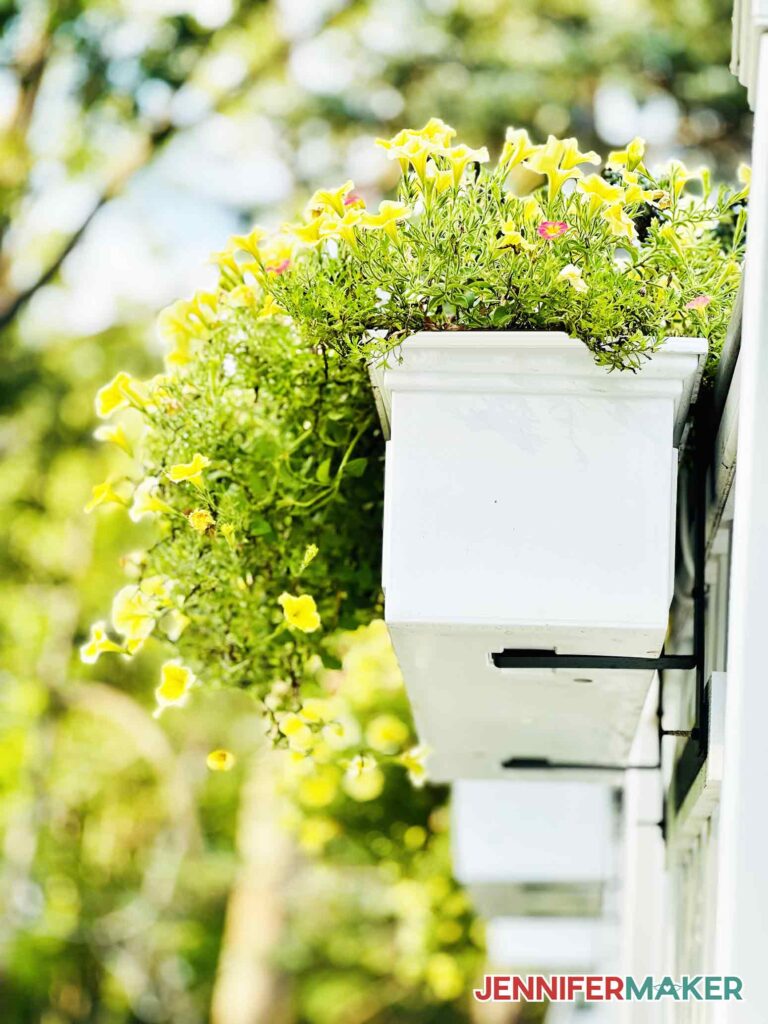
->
369 330 707 444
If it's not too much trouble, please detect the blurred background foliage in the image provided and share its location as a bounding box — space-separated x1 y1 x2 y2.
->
0 0 748 1022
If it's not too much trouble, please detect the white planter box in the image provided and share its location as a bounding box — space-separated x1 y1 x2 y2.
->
451 781 616 919
486 916 617 972
377 331 706 780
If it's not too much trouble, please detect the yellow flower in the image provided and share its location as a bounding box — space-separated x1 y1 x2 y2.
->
299 697 336 724
160 607 190 642
307 180 355 218
321 716 360 750
279 712 315 753
320 208 363 248
80 621 124 664
497 222 533 251
414 117 456 146
498 127 540 172
129 476 173 522
84 480 129 513
207 749 236 771
667 159 701 199
602 202 637 240
558 263 588 294
167 453 211 488
259 234 295 273
359 200 411 241
607 136 646 172
256 293 286 319
93 422 133 456
738 163 751 189
211 248 243 288
578 174 625 215
225 284 259 310
343 755 385 802
154 660 196 716
298 816 339 852
187 508 215 534
520 195 543 223
399 745 429 787
366 714 409 753
278 592 321 633
220 522 236 548
111 584 157 644
229 226 267 258
94 372 147 419
289 215 334 247
444 143 490 186
559 137 600 170
140 575 175 604
523 136 585 202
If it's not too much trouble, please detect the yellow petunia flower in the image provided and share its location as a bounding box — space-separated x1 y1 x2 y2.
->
112 584 158 644
602 202 637 240
290 216 333 247
160 607 190 642
299 697 336 724
578 174 625 216
207 749 236 772
229 226 267 258
497 223 533 251
607 136 646 172
279 712 315 753
415 117 456 146
95 372 147 419
558 263 588 294
154 660 196 716
80 621 125 664
366 713 409 754
523 136 585 202
307 180 355 218
398 745 430 787
187 508 215 534
342 754 385 802
319 208 363 248
256 294 285 320
498 127 540 173
278 592 321 633
166 453 211 488
738 163 751 189
667 160 702 199
129 476 173 522
84 480 129 513
93 422 134 456
359 201 411 241
444 143 490 186
559 137 600 171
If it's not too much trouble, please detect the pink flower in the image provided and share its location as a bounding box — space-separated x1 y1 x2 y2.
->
344 191 364 207
684 294 712 311
266 258 291 275
537 220 569 240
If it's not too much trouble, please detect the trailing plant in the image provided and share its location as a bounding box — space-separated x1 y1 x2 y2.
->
81 307 387 736
254 120 746 372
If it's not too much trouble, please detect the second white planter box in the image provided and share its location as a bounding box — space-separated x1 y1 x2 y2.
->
376 331 706 780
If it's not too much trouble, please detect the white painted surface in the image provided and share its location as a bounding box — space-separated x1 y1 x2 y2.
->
713 30 768 1024
452 781 616 919
486 916 616 972
380 332 705 778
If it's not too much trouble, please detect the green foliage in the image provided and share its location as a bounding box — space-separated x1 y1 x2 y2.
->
266 126 745 372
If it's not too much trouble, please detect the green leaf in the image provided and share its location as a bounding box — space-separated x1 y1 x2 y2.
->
345 457 368 478
316 458 332 484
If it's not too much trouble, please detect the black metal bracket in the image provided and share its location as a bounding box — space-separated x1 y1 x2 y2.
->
491 393 713 838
